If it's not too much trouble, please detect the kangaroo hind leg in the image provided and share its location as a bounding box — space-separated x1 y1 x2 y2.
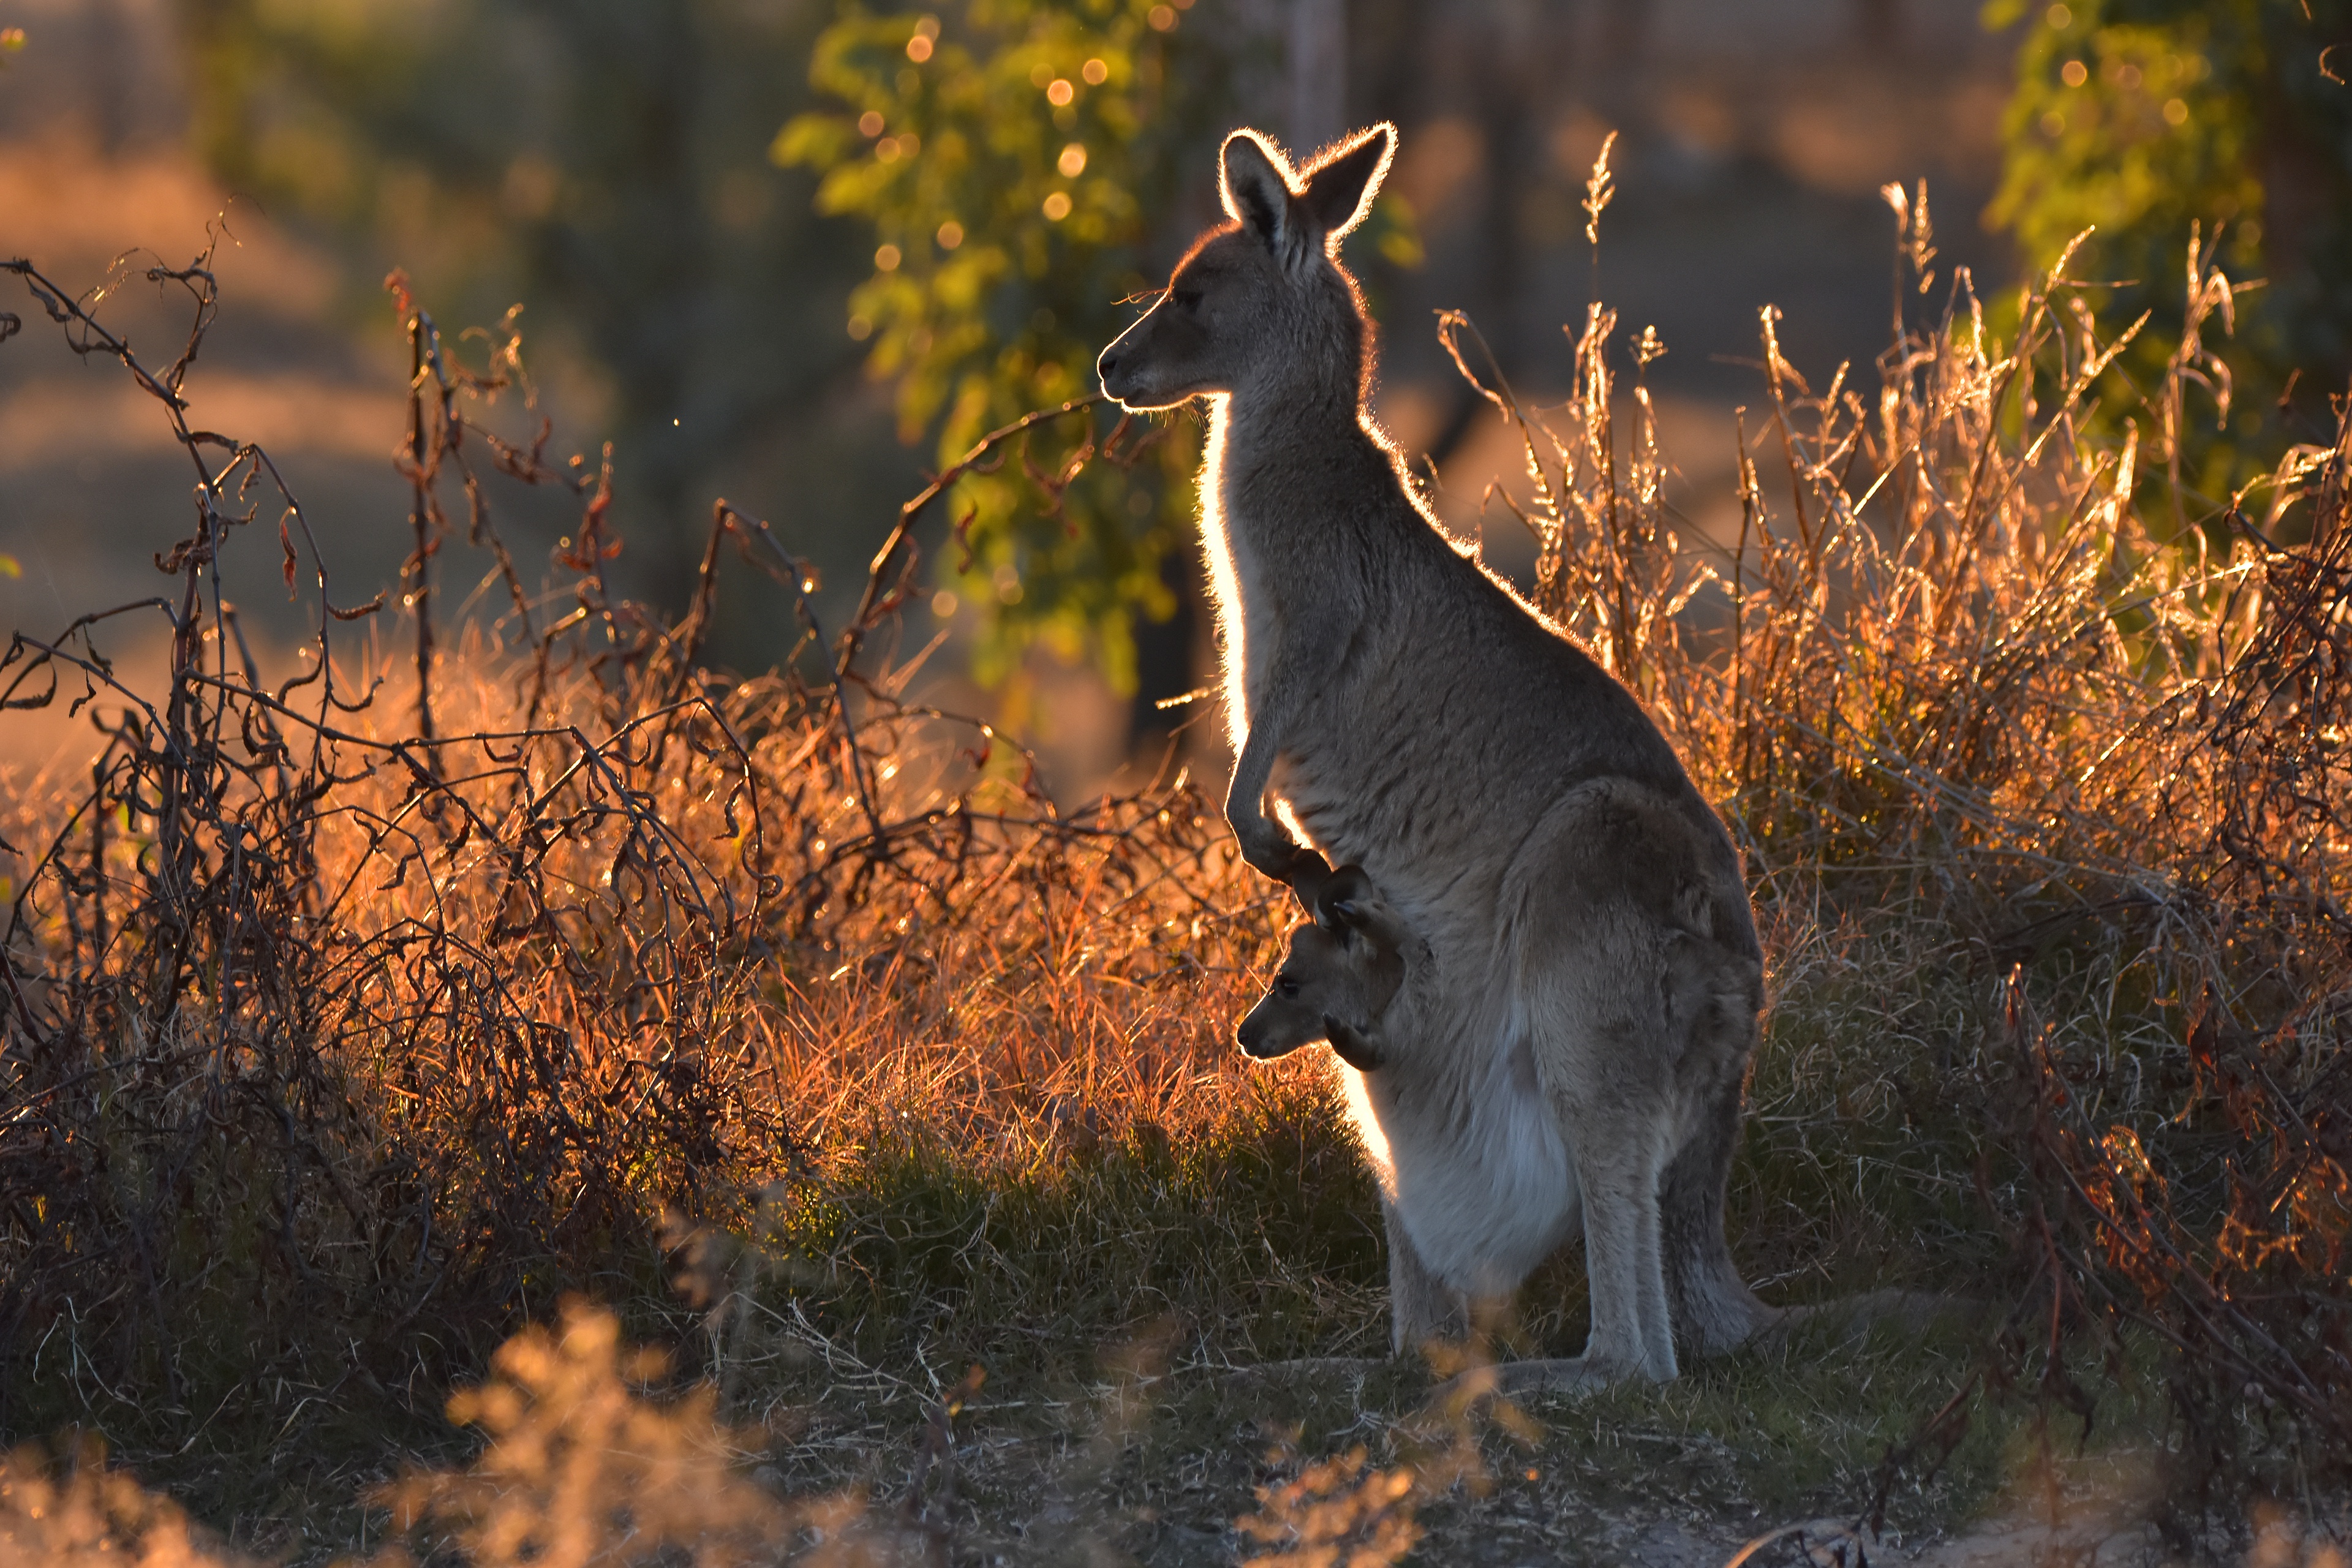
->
1490 820 1693 1395
1382 1196 1468 1356
1501 991 1680 1394
1660 1048 1772 1356
1485 1098 1675 1395
1660 940 1773 1357
1562 1072 1677 1383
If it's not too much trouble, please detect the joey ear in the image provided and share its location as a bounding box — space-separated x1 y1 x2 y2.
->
1322 904 1362 952
1220 129 1298 254
1315 864 1377 930
1300 123 1396 242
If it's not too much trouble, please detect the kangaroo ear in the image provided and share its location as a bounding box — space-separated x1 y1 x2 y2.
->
1315 864 1377 930
1300 123 1396 241
1221 129 1298 254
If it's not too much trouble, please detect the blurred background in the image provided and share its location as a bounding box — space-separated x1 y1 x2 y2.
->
1 0 2343 796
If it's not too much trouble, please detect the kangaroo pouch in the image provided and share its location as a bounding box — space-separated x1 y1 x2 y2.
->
1354 1030 1583 1298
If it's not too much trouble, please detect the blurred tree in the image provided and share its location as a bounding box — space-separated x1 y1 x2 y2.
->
174 0 1418 702
1985 0 2352 506
775 0 1223 695
175 0 884 619
776 0 1417 694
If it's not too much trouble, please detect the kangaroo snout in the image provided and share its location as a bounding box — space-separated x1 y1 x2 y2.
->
1234 1002 1303 1059
1095 342 1129 399
1096 311 1197 410
1096 335 1160 409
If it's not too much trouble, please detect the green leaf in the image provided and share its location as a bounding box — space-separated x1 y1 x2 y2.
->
1983 0 2350 520
781 0 1232 688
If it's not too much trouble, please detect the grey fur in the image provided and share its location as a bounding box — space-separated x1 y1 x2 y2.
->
1234 865 1407 1071
1099 123 1772 1384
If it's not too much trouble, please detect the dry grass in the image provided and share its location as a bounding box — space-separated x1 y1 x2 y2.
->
1443 163 2352 1550
3 174 2350 1564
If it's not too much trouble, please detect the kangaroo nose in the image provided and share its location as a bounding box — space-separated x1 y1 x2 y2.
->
1096 345 1122 388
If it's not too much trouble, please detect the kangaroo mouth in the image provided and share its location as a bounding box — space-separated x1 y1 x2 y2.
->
1234 1028 1306 1060
1096 366 1193 413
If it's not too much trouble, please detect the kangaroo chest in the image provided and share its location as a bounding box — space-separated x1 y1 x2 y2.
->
1202 404 1604 949
1200 504 1280 729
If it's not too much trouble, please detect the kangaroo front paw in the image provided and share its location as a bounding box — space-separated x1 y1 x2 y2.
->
1324 1016 1384 1072
1249 840 1330 902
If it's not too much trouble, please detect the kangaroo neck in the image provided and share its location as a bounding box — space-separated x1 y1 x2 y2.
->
1209 382 1382 556
1218 377 1366 469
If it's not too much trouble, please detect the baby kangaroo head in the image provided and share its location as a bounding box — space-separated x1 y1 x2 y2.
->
1096 123 1395 411
1235 868 1409 1070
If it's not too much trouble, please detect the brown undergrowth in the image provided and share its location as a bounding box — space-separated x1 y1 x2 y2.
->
2 166 2350 1562
0 245 1339 1481
1443 164 2352 1552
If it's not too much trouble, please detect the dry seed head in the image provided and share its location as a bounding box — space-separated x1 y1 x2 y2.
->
1582 129 1618 246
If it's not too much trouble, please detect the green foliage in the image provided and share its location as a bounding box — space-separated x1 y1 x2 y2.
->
1987 0 2261 292
173 0 874 605
775 0 1236 690
1985 0 2352 503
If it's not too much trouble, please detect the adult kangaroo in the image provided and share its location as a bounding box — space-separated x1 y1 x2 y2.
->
1096 123 1773 1390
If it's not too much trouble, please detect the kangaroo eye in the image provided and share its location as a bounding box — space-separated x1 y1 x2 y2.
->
1276 975 1300 999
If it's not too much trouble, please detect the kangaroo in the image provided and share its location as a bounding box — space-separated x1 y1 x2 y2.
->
1098 124 1774 1388
1236 865 1412 1072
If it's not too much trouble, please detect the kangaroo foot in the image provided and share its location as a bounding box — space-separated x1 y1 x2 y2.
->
1750 1289 1988 1351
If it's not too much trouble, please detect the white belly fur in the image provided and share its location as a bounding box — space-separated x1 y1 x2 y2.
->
1341 1016 1580 1298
